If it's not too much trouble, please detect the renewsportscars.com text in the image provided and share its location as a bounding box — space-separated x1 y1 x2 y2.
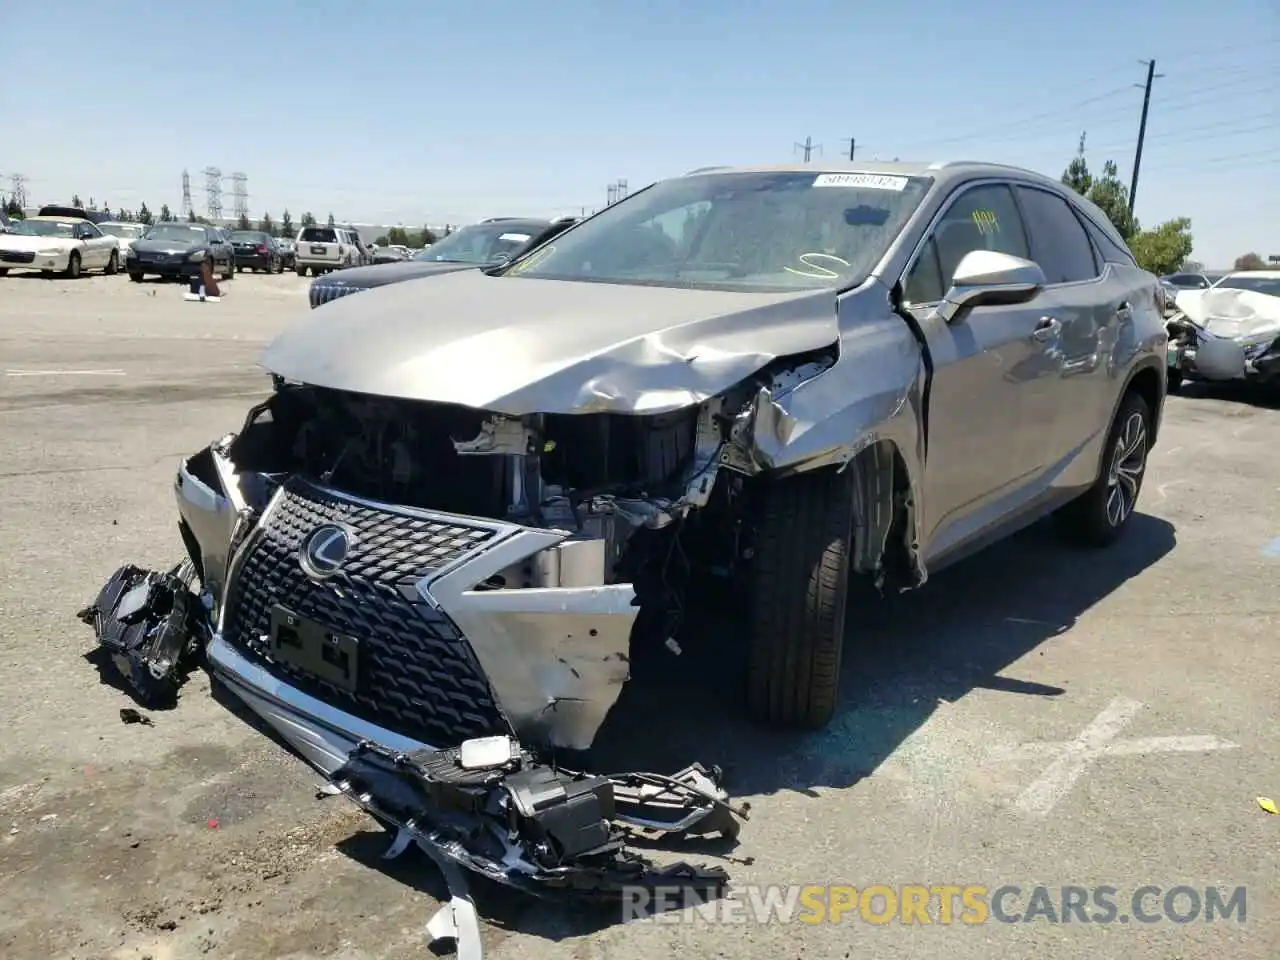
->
622 884 1247 926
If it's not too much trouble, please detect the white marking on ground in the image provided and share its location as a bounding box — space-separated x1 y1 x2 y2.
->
4 369 126 377
1156 479 1187 499
992 698 1239 817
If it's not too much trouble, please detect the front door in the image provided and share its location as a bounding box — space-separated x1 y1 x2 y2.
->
901 181 1062 560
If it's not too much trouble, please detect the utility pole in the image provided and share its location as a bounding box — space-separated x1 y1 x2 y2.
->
180 169 193 220
793 137 822 162
1129 59 1163 215
847 138 856 161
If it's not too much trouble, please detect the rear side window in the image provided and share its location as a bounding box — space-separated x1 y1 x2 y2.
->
1078 213 1136 267
300 227 338 243
1015 187 1098 283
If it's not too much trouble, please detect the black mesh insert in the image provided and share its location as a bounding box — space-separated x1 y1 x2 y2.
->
224 479 511 746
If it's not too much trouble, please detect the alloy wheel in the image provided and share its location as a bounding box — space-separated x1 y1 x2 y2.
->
1105 411 1147 526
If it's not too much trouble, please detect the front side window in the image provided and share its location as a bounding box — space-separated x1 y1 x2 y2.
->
501 171 933 292
903 183 1029 304
1015 187 1098 284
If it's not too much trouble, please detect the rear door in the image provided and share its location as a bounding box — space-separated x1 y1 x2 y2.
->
1013 184 1116 487
901 180 1061 559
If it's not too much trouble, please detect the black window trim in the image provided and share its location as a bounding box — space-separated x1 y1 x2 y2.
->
1010 183 1105 287
897 177 1032 306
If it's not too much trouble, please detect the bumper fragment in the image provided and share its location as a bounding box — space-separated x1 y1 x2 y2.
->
78 562 204 707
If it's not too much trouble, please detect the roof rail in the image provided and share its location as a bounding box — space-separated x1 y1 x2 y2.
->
684 166 730 176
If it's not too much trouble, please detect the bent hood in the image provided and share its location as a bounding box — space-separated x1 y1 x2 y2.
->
1176 287 1280 341
262 269 839 415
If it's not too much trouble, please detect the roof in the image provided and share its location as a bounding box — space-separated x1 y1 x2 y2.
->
1222 269 1280 278
29 215 90 223
680 159 1065 190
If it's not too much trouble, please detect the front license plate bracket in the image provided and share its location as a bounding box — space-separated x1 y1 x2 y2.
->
269 605 360 693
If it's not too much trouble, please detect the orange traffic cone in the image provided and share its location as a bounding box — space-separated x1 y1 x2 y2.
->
202 259 221 298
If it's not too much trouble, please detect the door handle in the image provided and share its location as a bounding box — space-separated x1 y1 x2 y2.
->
1032 316 1061 342
1116 301 1133 319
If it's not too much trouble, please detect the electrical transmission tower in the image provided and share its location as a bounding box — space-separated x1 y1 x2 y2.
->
8 173 28 210
606 179 628 205
203 167 223 220
180 169 193 220
230 172 249 221
793 137 822 162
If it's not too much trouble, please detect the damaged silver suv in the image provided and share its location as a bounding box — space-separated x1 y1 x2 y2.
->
172 162 1167 771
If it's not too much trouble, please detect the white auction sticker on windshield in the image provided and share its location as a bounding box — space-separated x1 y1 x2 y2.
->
812 173 908 191
499 233 531 242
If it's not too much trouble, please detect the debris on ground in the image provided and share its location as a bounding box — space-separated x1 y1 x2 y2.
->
1258 796 1277 815
329 736 748 959
78 561 205 708
119 708 154 726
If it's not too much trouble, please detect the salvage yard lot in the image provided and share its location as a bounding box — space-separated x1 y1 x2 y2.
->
1 273 1276 960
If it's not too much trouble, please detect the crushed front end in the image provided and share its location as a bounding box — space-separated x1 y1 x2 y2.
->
170 359 835 769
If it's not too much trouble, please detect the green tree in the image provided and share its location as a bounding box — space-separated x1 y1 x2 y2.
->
419 225 437 246
1128 217 1194 276
280 210 294 238
387 226 410 246
137 203 153 225
187 208 200 222
236 212 251 230
158 204 174 222
300 211 316 228
1061 137 1136 240
72 193 83 207
326 212 336 227
373 234 390 245
4 197 23 218
1233 252 1266 271
258 212 275 235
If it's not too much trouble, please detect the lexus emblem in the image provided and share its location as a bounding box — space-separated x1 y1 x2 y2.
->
299 524 353 579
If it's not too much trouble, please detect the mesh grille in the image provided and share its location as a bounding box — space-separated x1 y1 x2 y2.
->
224 479 510 746
309 283 366 308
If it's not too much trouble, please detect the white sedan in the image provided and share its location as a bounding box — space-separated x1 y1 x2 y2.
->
0 216 121 277
98 221 146 259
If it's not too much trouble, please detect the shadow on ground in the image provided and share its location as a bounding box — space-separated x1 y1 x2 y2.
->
589 512 1177 798
1173 380 1280 410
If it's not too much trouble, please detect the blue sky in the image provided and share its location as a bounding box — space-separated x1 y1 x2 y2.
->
3 0 1275 266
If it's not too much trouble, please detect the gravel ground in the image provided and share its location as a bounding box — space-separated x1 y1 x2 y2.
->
0 271 1276 960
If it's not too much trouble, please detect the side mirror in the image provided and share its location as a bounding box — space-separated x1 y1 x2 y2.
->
934 250 1045 323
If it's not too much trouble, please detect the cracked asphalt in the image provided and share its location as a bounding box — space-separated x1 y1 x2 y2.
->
0 272 1276 959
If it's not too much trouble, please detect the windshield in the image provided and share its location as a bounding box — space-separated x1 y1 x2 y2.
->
500 171 932 292
414 222 544 263
144 224 208 244
1214 274 1280 297
9 220 78 238
100 223 144 239
232 231 268 243
1167 274 1208 288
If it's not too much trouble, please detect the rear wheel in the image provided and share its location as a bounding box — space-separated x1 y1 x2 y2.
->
1055 390 1151 547
128 271 143 282
745 467 855 729
296 265 308 277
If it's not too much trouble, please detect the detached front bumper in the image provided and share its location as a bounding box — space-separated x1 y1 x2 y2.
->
1169 333 1280 384
176 444 639 773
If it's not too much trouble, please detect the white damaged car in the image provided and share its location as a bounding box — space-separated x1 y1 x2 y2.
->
1166 271 1280 391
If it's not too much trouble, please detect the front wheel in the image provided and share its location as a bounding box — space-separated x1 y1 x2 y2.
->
64 251 82 279
1055 390 1151 547
744 467 855 729
105 250 119 275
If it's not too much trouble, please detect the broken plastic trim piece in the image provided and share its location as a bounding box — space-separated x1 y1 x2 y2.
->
77 562 205 708
329 738 741 915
